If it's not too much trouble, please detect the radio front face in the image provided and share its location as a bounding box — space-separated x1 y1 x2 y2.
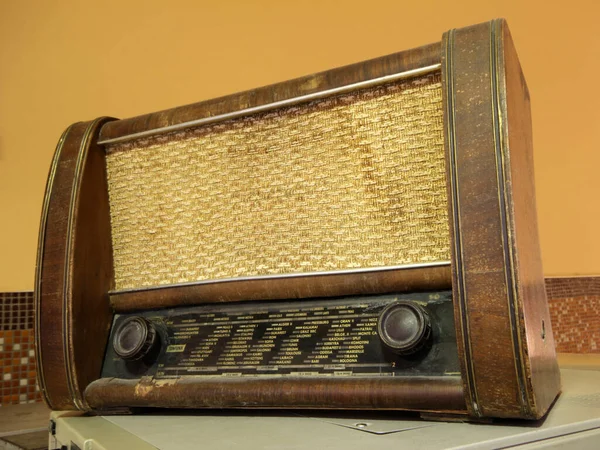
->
36 19 560 420
96 68 460 404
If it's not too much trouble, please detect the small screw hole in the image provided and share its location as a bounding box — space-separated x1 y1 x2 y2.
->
354 423 369 428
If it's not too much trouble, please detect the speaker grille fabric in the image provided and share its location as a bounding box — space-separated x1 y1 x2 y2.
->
106 72 449 290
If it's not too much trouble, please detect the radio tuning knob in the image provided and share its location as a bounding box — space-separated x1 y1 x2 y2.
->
377 301 432 355
113 316 157 361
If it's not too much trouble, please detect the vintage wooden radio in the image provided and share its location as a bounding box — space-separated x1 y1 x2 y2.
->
35 19 561 420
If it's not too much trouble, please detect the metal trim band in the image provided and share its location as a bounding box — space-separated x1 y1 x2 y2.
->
98 64 442 145
108 260 452 296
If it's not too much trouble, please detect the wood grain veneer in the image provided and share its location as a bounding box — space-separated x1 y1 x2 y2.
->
35 19 560 420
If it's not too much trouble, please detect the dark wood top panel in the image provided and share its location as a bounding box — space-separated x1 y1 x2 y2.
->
98 42 440 143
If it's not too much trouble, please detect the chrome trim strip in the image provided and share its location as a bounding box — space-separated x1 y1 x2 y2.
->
98 64 442 145
109 261 451 296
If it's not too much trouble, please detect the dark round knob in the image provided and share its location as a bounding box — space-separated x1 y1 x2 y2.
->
113 317 157 361
377 301 431 355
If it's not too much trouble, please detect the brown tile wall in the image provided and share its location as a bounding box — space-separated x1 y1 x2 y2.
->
546 277 600 354
0 278 597 405
0 292 42 406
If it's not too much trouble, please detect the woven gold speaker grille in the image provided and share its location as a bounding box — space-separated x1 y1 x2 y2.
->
106 72 449 290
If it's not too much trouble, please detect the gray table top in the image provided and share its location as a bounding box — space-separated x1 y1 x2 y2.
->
50 367 600 450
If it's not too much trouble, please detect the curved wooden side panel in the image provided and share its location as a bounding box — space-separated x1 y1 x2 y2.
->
35 117 116 410
497 20 561 419
35 124 74 408
442 19 560 419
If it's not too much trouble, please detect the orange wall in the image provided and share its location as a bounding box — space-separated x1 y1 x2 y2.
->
1 0 599 291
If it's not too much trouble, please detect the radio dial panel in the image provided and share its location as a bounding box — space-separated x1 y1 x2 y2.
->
102 292 458 380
